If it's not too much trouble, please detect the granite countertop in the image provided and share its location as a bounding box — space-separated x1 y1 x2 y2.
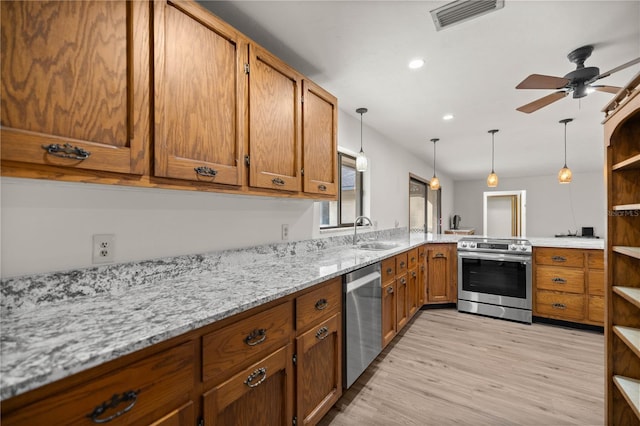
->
0 231 601 400
0 231 462 400
527 237 604 250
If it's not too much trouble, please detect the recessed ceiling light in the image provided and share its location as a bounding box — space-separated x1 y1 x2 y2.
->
442 114 454 121
408 59 425 69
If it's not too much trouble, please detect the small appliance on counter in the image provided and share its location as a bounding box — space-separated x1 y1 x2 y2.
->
450 214 461 230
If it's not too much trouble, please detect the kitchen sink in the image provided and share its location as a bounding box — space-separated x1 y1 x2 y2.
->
357 242 399 251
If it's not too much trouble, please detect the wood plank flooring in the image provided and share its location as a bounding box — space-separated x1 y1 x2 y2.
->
320 309 604 426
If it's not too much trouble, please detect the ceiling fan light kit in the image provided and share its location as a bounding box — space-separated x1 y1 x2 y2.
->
515 45 639 113
355 107 368 172
558 118 573 184
430 138 441 190
487 129 499 187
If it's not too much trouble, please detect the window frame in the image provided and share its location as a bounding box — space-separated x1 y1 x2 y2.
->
319 152 363 229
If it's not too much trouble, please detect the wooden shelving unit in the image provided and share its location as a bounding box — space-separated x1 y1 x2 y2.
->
604 72 640 425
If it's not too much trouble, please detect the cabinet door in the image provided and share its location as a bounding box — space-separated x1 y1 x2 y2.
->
302 80 337 196
427 247 451 303
396 275 409 330
418 246 426 306
203 345 293 426
154 1 243 185
150 401 194 426
1 0 149 174
408 268 419 317
248 44 302 192
296 314 342 426
382 281 397 348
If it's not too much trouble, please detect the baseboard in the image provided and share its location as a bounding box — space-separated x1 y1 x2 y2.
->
533 316 604 333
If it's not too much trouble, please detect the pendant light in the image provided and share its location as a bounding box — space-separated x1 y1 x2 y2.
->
429 138 441 190
487 129 499 187
355 107 368 172
558 118 573 184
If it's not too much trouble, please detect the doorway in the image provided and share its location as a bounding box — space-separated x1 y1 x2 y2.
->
483 190 526 237
409 174 441 234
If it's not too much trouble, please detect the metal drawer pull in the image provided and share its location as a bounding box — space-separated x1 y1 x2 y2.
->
387 286 394 294
244 328 267 346
412 271 417 278
316 326 329 340
420 252 425 258
411 257 416 262
386 267 393 275
400 278 406 284
87 390 138 423
318 184 327 191
434 253 445 258
194 166 218 177
315 298 328 310
552 303 567 310
42 143 90 160
272 177 286 186
551 256 567 262
400 261 406 268
244 367 267 388
552 277 567 284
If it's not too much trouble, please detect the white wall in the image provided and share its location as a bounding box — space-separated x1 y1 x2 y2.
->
453 171 605 238
1 110 450 278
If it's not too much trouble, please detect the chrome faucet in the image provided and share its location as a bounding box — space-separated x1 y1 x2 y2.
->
353 216 373 245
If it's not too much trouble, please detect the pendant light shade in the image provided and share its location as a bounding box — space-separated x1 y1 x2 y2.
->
356 108 368 172
558 118 573 184
429 138 441 190
487 129 499 187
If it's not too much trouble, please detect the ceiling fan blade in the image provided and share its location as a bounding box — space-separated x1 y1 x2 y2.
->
588 57 640 84
592 85 622 94
516 91 567 114
516 74 569 90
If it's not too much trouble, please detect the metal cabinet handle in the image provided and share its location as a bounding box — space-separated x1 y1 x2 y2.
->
551 256 567 262
244 328 267 346
244 367 267 388
400 277 406 285
421 265 425 272
412 271 417 278
194 166 218 177
42 143 90 160
316 326 329 340
272 177 286 186
552 277 567 284
552 303 567 310
87 390 138 423
386 267 393 275
315 298 328 310
434 253 445 258
387 286 394 294
419 252 425 258
411 257 416 262
400 261 406 268
318 184 327 191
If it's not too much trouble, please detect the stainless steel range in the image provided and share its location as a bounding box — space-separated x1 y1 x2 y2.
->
457 237 532 324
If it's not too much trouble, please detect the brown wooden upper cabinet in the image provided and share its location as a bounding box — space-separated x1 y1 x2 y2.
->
153 0 244 186
302 80 338 196
0 0 150 175
248 44 302 193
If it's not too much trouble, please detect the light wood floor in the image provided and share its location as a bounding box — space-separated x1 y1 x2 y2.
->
320 309 604 426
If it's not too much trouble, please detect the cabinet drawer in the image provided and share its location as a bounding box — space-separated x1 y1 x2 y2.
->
382 257 396 282
4 342 195 426
588 295 605 324
535 291 585 321
587 251 604 269
407 248 419 269
202 302 292 382
588 269 605 296
296 277 341 332
396 252 408 275
535 247 584 268
536 266 585 294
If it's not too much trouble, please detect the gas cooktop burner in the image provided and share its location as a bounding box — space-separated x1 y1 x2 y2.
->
457 237 532 255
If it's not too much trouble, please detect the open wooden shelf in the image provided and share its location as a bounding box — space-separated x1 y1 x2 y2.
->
613 246 640 260
612 204 640 211
613 376 640 420
614 286 640 310
614 326 640 358
613 153 640 171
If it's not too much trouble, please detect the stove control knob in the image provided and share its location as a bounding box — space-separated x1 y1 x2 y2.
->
520 246 528 252
461 242 467 248
509 245 516 251
469 242 477 248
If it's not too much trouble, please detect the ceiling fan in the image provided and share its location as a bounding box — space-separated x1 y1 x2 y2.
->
515 45 640 113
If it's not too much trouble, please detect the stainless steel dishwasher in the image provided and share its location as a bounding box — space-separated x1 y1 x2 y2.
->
344 262 382 388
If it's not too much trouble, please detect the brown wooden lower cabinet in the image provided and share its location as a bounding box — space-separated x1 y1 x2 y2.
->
382 280 397 348
425 244 457 304
150 402 195 426
396 273 409 330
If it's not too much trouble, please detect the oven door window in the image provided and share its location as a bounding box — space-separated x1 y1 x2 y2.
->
461 258 527 299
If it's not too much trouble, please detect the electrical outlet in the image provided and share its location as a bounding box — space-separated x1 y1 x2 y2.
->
93 234 115 264
282 224 289 240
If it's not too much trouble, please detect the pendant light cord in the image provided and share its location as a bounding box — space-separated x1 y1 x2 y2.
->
433 140 436 176
359 112 364 153
491 135 495 173
563 121 568 168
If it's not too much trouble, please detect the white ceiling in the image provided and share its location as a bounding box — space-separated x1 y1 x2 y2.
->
200 1 640 181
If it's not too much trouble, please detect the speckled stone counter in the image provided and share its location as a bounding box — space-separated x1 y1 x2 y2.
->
527 237 604 250
0 230 461 400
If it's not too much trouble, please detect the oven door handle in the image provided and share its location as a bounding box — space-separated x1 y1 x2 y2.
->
458 252 530 263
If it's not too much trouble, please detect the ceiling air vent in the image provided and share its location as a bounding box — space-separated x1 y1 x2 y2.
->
430 0 504 31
